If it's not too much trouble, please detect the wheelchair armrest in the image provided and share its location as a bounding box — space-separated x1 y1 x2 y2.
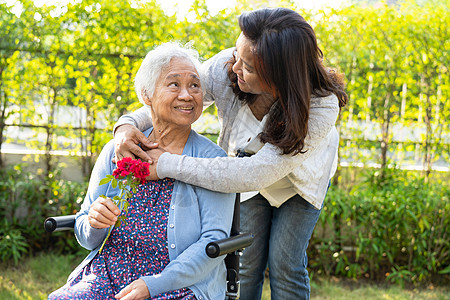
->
205 232 254 258
44 215 76 232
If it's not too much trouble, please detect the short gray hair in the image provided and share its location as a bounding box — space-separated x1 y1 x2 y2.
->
134 42 202 106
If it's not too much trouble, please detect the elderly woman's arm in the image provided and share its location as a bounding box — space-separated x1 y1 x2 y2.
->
142 188 235 297
74 140 120 250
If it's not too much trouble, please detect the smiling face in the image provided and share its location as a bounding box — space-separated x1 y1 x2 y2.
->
144 57 203 130
232 33 266 95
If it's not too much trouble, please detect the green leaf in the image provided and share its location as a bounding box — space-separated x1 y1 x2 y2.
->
99 177 112 185
438 265 450 274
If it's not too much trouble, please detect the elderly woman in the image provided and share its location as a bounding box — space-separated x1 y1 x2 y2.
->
48 43 235 300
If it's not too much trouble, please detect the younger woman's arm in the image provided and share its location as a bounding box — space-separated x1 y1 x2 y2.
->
155 94 340 193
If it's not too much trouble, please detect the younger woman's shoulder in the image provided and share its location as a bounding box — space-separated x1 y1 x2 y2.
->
204 48 235 67
201 48 234 81
310 93 339 108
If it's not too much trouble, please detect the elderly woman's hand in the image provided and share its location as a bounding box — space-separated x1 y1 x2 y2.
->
88 197 120 229
144 147 166 181
115 279 150 300
114 124 158 163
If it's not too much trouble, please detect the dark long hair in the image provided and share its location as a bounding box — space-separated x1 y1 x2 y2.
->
227 8 348 155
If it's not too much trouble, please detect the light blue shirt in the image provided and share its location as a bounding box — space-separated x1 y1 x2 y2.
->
69 128 235 300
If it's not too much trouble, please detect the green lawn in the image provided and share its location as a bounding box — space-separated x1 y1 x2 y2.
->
262 277 448 300
1 254 447 300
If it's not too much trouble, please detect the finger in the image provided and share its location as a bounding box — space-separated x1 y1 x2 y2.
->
116 279 149 300
146 147 165 161
140 142 159 151
87 215 111 229
120 290 138 300
93 201 119 222
100 197 121 216
116 149 136 160
134 130 157 150
129 144 153 163
115 284 132 299
114 125 138 159
88 208 116 227
114 149 125 162
89 198 119 224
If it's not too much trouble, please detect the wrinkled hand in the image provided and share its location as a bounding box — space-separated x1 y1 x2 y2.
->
88 197 120 229
144 147 166 181
114 124 158 163
115 278 150 300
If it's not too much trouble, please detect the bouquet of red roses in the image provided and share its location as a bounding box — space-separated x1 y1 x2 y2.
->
98 157 150 253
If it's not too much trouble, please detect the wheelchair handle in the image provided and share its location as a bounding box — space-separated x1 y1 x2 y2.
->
44 215 76 232
206 232 254 258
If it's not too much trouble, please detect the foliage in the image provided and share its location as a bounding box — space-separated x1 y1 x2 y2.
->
0 164 87 260
1 0 447 178
310 168 450 285
314 0 450 177
0 0 449 286
0 223 28 264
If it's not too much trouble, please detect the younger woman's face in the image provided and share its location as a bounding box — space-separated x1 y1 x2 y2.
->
232 33 266 95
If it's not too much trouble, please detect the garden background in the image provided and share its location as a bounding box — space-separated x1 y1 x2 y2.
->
0 0 449 297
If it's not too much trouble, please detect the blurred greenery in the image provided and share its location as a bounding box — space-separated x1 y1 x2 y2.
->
0 0 449 288
1 0 448 178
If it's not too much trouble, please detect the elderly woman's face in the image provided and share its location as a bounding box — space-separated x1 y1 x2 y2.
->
146 57 203 128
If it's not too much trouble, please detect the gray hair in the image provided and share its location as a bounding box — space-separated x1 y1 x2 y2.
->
134 42 202 106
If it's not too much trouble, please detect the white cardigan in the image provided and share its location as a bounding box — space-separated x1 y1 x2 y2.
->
115 48 340 209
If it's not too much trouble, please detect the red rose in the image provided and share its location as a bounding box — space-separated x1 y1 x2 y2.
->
131 161 150 183
114 157 149 183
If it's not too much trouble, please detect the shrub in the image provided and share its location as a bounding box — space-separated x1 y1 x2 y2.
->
0 221 28 264
309 168 449 285
0 164 87 259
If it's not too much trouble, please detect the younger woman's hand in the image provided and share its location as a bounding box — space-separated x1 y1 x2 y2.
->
115 279 150 300
114 124 158 163
88 197 120 229
145 148 166 181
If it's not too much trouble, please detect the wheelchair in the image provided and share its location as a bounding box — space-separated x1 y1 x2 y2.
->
45 194 253 300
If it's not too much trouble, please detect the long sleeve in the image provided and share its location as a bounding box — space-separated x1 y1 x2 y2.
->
156 94 340 193
74 140 120 250
113 106 153 133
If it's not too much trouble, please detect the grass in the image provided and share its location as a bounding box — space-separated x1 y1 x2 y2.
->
262 277 448 300
0 254 82 300
1 254 448 300
308 278 448 300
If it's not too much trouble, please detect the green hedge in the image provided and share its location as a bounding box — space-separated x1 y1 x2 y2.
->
309 169 449 285
0 164 88 262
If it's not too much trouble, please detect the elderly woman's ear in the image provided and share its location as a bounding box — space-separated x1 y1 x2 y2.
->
142 91 152 106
